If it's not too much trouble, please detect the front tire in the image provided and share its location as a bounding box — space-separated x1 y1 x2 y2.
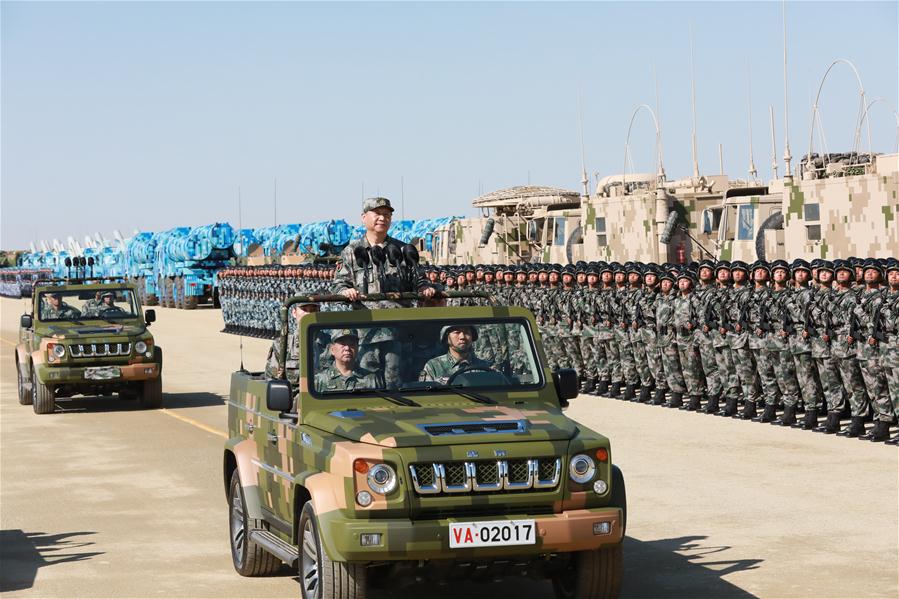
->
299 501 366 599
228 470 281 577
17 363 33 405
32 368 55 414
552 545 623 599
139 376 163 408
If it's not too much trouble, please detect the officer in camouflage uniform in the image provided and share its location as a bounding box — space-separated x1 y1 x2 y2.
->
42 291 82 319
809 261 846 434
743 262 778 420
315 329 383 391
596 264 620 397
614 264 639 401
781 259 823 428
721 261 758 417
693 260 722 409
636 265 666 403
625 263 655 401
672 270 706 410
575 264 598 393
881 260 899 445
854 260 893 441
558 266 583 373
759 260 801 425
707 262 738 414
333 197 436 307
655 269 686 405
420 325 491 384
831 261 871 437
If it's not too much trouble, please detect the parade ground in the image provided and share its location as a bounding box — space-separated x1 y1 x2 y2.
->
1 297 896 598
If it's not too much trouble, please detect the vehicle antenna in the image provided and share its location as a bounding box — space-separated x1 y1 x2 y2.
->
237 185 245 373
401 176 405 220
769 105 779 179
654 63 666 182
781 0 793 182
577 88 589 201
747 60 758 181
718 144 724 175
689 25 700 180
273 177 277 226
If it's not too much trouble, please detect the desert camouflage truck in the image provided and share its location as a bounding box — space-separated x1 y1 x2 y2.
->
429 186 585 265
711 152 899 261
15 278 162 414
224 293 626 599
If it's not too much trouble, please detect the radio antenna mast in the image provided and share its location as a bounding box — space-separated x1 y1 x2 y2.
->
654 63 666 182
689 25 700 180
747 61 758 181
781 0 793 181
237 185 245 373
577 89 589 200
769 105 779 180
273 178 278 226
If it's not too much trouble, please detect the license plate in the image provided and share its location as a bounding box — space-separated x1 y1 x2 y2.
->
84 366 121 380
449 519 536 548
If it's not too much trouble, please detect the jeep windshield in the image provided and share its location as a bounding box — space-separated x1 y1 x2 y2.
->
308 318 543 396
37 289 139 322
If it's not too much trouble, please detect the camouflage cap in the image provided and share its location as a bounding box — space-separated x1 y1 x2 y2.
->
362 197 394 213
330 328 359 343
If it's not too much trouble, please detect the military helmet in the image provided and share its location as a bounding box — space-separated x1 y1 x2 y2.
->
714 260 731 273
659 270 676 283
770 259 790 273
792 258 812 273
750 260 770 274
698 259 715 272
862 258 884 276
833 259 855 281
885 258 899 273
730 260 749 273
625 262 642 275
440 324 479 343
817 259 835 273
676 269 695 283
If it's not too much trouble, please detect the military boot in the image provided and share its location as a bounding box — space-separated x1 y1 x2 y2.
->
581 377 595 394
682 395 702 411
814 412 841 434
860 420 890 442
739 400 758 420
638 385 652 403
667 391 683 408
752 403 776 423
702 393 720 414
797 408 818 430
836 416 864 438
595 379 610 396
651 387 667 405
607 382 621 398
717 396 738 417
773 405 796 426
885 432 899 445
622 384 637 402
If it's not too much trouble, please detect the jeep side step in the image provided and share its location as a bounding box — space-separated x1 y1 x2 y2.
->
248 529 299 567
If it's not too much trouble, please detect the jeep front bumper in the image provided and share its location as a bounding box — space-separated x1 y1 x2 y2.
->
36 362 160 384
320 507 623 562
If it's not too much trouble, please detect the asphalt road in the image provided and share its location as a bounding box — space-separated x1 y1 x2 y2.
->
1 297 897 598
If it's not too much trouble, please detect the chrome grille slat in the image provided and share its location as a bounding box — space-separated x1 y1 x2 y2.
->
409 457 561 496
68 342 131 358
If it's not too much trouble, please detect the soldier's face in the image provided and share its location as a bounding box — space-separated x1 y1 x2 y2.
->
102 296 114 305
855 267 864 281
614 273 625 284
528 273 538 283
627 273 640 285
516 273 526 284
678 279 692 293
716 269 731 283
549 273 559 283
428 272 438 282
587 274 599 286
888 270 899 287
439 272 447 282
466 272 475 282
601 272 612 284
773 269 788 283
836 270 851 283
476 272 484 281
732 270 747 283
562 274 574 285
485 274 494 283
644 274 657 287
699 267 714 282
504 274 514 283
330 339 358 366
818 270 833 284
362 208 393 234
539 273 548 283
753 269 768 282
661 279 673 293
48 295 61 307
794 270 810 284
457 275 466 286
864 268 881 284
447 328 474 353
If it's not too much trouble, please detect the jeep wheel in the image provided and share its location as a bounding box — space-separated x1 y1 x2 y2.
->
551 545 623 599
299 500 366 599
139 375 163 409
228 470 281 577
32 369 55 414
17 363 33 405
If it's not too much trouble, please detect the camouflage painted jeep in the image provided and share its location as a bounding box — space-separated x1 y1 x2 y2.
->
16 278 162 414
224 294 626 599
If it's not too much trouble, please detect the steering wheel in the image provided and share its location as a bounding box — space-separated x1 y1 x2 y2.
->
446 365 498 385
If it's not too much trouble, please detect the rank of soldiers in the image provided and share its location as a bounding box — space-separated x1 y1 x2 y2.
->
217 257 899 445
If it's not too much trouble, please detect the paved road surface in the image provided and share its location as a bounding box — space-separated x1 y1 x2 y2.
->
1 297 896 598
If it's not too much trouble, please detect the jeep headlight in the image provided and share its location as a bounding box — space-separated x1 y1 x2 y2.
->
52 344 66 359
134 341 147 354
569 454 596 484
367 464 397 495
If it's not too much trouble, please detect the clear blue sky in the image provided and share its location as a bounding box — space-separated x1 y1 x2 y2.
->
2 1 896 250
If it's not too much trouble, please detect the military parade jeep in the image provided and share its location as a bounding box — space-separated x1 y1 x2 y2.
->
15 278 162 414
224 294 626 599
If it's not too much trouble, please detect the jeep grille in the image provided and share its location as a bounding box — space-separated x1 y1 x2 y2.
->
409 458 561 495
68 343 131 358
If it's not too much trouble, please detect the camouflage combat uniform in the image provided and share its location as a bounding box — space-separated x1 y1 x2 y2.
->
333 235 430 308
829 286 870 418
314 365 382 391
655 287 686 395
419 352 491 384
854 287 893 422
673 288 706 401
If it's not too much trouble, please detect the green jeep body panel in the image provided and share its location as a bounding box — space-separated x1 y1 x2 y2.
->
16 279 160 394
224 302 624 566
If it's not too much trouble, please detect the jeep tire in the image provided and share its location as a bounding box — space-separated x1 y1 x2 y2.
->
228 470 281 577
299 500 366 599
551 544 623 599
17 363 33 405
32 368 55 414
139 376 163 409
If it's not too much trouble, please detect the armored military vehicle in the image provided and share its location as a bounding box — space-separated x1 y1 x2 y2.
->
224 293 626 599
16 275 162 414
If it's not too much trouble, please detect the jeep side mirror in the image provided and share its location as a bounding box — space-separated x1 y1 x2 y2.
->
145 309 156 325
553 368 579 406
20 314 33 329
266 380 293 413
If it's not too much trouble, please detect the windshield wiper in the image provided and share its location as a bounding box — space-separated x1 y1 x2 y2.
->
339 387 419 407
398 383 497 405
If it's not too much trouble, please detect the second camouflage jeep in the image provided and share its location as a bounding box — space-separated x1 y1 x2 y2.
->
15 278 162 414
224 294 627 599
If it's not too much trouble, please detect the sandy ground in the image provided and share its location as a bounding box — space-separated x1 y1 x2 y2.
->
1 296 897 599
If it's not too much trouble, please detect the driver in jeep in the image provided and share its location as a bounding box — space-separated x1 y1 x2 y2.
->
419 324 491 384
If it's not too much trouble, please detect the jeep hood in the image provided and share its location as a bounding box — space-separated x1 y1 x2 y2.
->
43 323 146 338
303 400 577 448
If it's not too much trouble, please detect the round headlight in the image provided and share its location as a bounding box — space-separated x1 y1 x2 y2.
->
593 480 608 495
134 341 147 354
52 344 66 358
569 454 596 484
356 491 373 507
366 464 397 495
